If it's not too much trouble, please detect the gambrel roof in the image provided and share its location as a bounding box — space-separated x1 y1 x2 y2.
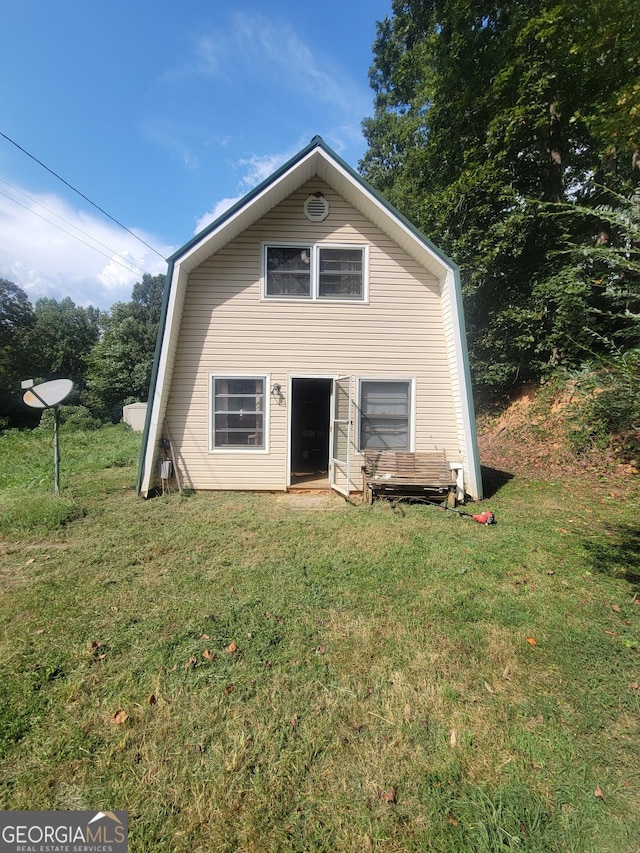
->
137 136 482 498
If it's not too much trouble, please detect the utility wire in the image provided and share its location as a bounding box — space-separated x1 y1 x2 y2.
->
0 177 151 278
0 130 167 261
0 188 153 279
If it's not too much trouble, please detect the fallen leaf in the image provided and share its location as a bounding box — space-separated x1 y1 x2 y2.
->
526 637 537 646
559 528 567 535
91 640 104 649
291 714 298 728
546 570 555 576
25 558 35 565
148 694 156 706
185 657 198 669
378 787 396 804
110 709 128 725
446 813 459 826
630 682 639 691
484 681 495 694
449 729 457 747
202 649 214 661
594 786 605 800
315 645 326 655
200 633 210 640
226 642 238 655
611 604 622 613
502 665 511 680
35 629 45 635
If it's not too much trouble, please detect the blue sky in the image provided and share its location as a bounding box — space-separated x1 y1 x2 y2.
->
0 0 391 309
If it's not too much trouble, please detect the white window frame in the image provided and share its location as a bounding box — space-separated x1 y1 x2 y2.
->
209 374 270 453
357 377 415 452
262 242 369 302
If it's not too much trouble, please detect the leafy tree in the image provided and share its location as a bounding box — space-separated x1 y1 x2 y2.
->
0 279 33 349
0 280 35 427
23 296 102 382
1 286 104 428
84 273 165 421
361 0 640 398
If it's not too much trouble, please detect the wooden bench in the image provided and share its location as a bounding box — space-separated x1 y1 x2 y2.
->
362 450 457 506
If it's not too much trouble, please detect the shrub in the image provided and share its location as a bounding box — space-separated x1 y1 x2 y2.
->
567 351 640 458
37 405 102 432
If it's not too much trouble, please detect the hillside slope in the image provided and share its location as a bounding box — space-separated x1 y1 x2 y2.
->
476 384 638 497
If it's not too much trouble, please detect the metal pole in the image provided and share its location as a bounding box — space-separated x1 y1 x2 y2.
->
53 406 60 494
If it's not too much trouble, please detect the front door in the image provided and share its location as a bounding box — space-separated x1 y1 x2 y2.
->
290 378 332 486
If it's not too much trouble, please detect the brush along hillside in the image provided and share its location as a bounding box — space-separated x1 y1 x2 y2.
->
0 413 638 852
478 378 640 493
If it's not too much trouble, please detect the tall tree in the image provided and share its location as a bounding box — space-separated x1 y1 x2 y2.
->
84 273 165 421
0 280 35 427
23 296 102 382
361 0 640 397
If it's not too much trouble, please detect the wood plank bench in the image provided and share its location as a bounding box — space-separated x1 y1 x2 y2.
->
362 450 457 506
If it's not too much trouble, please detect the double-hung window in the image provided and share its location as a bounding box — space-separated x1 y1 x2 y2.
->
212 377 265 449
264 243 366 301
359 380 412 451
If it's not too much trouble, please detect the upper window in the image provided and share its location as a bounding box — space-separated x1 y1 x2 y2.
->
359 380 412 451
212 377 265 450
264 244 366 301
266 246 311 297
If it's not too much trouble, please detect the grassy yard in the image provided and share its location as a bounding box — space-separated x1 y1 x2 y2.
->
0 425 639 851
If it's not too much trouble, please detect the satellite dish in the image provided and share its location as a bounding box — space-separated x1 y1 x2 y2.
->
23 378 74 409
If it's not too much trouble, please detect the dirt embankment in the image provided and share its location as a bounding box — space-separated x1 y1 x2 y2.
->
476 385 638 494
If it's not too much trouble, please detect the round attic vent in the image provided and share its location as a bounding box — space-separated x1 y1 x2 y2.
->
304 194 329 222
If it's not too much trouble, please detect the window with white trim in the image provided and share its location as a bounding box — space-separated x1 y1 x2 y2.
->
359 380 412 451
212 377 265 449
264 243 366 300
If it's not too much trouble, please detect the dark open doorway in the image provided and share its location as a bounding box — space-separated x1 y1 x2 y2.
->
290 377 332 487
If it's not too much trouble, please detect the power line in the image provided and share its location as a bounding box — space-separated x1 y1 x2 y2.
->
0 188 153 279
0 177 151 278
0 130 167 261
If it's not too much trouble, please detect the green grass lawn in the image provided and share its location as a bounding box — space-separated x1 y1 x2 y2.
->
0 425 639 851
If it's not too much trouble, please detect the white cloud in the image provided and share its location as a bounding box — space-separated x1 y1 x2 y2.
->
194 197 242 234
237 151 292 189
193 143 301 236
189 12 370 119
0 183 170 309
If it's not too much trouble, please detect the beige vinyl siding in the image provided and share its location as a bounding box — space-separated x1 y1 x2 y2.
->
163 180 460 491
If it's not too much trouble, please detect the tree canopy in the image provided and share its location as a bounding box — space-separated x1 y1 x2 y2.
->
84 273 165 422
0 274 165 428
361 0 640 397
